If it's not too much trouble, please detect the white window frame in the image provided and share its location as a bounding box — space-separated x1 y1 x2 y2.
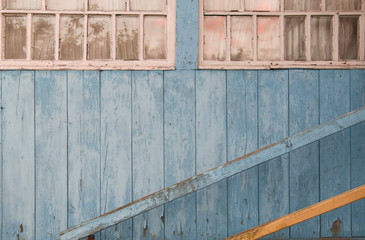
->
199 0 365 69
0 0 176 70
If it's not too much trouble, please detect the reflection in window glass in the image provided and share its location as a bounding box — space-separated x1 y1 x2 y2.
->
32 15 55 60
339 17 358 59
203 16 226 61
285 16 306 60
60 16 84 60
204 0 241 11
130 0 166 11
4 0 41 10
88 16 111 59
144 16 166 59
284 0 320 11
326 0 361 10
311 16 332 60
245 0 280 11
117 16 139 60
231 16 252 61
47 0 84 10
257 17 280 60
5 16 27 59
89 0 125 11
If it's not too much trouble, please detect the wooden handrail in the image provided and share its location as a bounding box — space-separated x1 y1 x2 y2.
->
225 184 365 240
59 106 365 240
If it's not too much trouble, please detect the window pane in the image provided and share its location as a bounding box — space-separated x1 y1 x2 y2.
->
130 0 166 11
144 16 166 59
5 16 27 59
284 0 320 11
231 16 252 61
32 15 55 60
311 16 332 60
117 16 139 60
204 0 241 11
89 0 125 11
47 0 83 10
88 16 111 59
285 16 306 60
245 0 280 11
339 17 359 59
60 16 84 60
4 0 41 9
257 17 280 60
203 16 226 61
326 0 361 10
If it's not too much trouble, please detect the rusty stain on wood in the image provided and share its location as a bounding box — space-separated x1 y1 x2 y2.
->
20 224 23 233
331 218 342 237
86 235 95 240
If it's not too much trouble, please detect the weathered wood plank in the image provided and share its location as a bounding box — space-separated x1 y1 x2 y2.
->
100 71 132 240
59 105 365 240
0 70 2 240
35 71 68 239
196 70 227 239
350 69 365 237
258 70 289 239
68 71 101 240
2 71 35 240
164 70 196 239
320 70 351 237
289 69 320 238
227 70 259 236
132 71 164 240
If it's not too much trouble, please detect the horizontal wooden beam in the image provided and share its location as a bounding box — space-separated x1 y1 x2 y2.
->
225 184 365 240
59 106 365 240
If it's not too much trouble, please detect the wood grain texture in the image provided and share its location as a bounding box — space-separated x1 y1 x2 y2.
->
35 71 68 240
227 70 259 236
100 71 132 240
320 70 351 237
2 71 35 240
258 70 289 239
288 69 320 238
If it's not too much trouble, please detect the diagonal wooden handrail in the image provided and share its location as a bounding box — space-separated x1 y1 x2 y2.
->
225 184 365 240
59 106 365 240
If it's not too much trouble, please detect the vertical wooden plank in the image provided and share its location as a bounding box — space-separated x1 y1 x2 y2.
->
227 70 259 236
2 71 34 240
175 0 199 69
289 69 320 238
132 71 164 240
258 70 289 239
68 71 101 239
164 70 196 240
0 71 2 240
100 71 132 240
196 70 227 239
320 70 351 237
350 69 365 237
35 71 67 239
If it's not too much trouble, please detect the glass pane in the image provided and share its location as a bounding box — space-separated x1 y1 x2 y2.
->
285 16 306 60
60 16 84 60
204 0 241 11
204 16 226 61
89 0 125 11
231 16 252 61
47 0 83 10
311 16 332 61
117 16 139 60
257 17 280 60
32 15 55 60
5 16 27 59
88 16 111 59
130 0 166 11
284 0 320 11
4 0 41 9
144 16 166 59
326 0 361 10
245 0 280 11
339 17 358 59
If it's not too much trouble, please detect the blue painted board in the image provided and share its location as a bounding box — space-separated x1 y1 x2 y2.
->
320 70 351 237
2 71 35 240
258 70 289 239
350 69 365 237
227 70 259 236
35 71 68 239
289 69 320 238
0 70 2 240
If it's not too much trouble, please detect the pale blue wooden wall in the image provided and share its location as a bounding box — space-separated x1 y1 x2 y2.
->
1 0 365 239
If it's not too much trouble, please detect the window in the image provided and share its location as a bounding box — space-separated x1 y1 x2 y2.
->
0 0 175 70
199 0 365 69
